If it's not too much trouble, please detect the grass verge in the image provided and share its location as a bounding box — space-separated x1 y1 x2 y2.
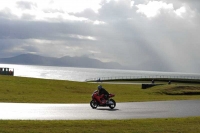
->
1 75 200 103
160 86 200 95
1 75 200 133
0 117 200 133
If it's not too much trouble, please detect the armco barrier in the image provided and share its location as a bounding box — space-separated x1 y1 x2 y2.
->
85 75 200 82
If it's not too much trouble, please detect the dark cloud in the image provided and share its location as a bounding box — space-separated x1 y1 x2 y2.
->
0 39 25 57
0 18 96 40
16 1 37 10
69 8 98 20
163 0 200 11
0 8 18 19
21 13 36 20
0 0 200 73
99 0 136 21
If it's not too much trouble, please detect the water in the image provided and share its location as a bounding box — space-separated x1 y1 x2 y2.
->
1 64 200 82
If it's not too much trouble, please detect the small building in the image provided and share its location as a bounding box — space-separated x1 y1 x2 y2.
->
0 67 14 76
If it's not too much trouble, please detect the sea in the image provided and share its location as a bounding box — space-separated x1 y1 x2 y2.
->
1 64 200 82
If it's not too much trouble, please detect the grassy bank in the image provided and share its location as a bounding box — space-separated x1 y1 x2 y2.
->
1 75 200 103
0 117 200 133
1 75 200 133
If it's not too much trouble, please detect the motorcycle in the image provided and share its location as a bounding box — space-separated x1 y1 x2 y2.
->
90 90 116 109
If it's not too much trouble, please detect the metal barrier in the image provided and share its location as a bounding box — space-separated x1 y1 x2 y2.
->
85 75 200 82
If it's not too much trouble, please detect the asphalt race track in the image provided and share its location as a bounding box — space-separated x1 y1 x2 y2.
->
0 100 200 120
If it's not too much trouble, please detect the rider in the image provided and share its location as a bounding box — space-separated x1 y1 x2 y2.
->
97 85 109 104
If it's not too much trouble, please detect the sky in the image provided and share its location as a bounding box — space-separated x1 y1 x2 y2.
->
0 0 200 73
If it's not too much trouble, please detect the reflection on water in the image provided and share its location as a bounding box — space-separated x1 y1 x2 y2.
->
0 64 200 81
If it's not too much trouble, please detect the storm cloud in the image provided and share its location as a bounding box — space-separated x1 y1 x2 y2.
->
0 0 200 73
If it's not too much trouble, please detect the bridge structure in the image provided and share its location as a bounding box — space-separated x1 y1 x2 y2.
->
85 75 200 84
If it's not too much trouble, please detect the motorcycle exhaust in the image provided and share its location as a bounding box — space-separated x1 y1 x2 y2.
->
108 101 113 105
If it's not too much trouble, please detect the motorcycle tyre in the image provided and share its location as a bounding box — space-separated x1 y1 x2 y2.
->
109 99 116 109
90 100 98 109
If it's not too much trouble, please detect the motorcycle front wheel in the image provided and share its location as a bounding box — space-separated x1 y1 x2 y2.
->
109 99 116 109
90 100 98 109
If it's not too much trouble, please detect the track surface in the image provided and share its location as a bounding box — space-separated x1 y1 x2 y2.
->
0 100 200 120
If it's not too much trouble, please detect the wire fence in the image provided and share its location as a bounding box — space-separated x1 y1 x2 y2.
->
85 75 200 82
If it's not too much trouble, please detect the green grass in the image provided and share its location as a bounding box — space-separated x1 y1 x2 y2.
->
160 86 200 95
0 117 200 133
1 75 200 103
1 75 200 133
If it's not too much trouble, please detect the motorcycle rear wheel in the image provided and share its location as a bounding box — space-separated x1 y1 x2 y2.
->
109 99 116 109
90 100 98 109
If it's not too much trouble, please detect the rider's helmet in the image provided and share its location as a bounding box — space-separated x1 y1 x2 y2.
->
98 85 102 90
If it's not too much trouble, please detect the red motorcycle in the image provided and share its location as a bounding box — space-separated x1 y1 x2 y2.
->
90 90 116 109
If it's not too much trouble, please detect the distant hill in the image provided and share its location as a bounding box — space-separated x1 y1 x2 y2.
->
0 54 124 69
